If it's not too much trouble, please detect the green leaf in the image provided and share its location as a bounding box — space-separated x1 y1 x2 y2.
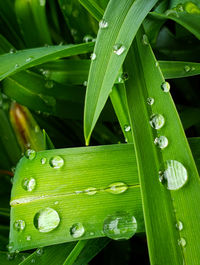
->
84 0 158 145
79 0 104 21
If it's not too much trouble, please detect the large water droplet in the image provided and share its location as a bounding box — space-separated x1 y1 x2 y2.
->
85 187 97 195
49 156 64 169
90 53 96 60
107 182 128 194
34 208 60 233
161 81 170 92
184 65 191 72
70 223 85 238
178 237 186 247
124 125 131 132
147 97 154 105
176 221 183 231
22 178 36 191
113 44 126 56
25 149 36 160
154 136 168 149
159 160 188 190
99 19 108 29
103 211 137 240
149 114 165 129
13 220 25 232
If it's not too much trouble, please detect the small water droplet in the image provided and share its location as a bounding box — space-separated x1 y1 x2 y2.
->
85 187 97 195
83 35 93 43
99 19 108 29
26 57 33 63
107 182 128 194
191 66 195 71
11 166 16 173
124 125 131 132
13 220 25 232
34 208 60 233
103 211 137 240
54 201 59 205
7 253 15 260
22 177 36 191
113 44 126 56
149 114 165 129
34 125 40 133
9 48 16 54
142 34 149 45
176 4 184 12
83 80 88 86
90 53 96 60
159 160 188 190
7 242 14 252
26 235 31 241
178 237 186 247
165 9 179 17
15 64 19 69
176 221 183 231
70 223 85 238
49 156 64 169
36 248 44 256
161 81 170 92
31 258 35 263
41 157 47 165
147 97 154 105
155 61 159 67
154 136 168 149
25 149 36 160
184 65 191 72
42 70 51 80
45 80 54 89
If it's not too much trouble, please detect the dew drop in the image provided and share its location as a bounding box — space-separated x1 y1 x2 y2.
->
191 66 195 71
124 125 131 132
7 242 14 252
54 201 59 205
176 4 184 12
113 44 126 56
36 248 44 256
85 187 97 195
26 235 31 241
26 57 33 63
83 35 93 43
142 34 149 45
13 220 25 232
184 65 191 72
176 221 183 231
45 80 54 89
25 149 36 160
147 97 154 105
178 237 186 247
90 53 96 60
22 178 36 191
155 61 159 67
9 48 16 54
161 81 170 92
15 64 19 69
149 114 165 129
165 9 179 17
34 208 60 233
99 19 108 29
31 259 35 263
159 160 188 190
70 223 85 238
154 136 168 149
83 80 88 86
103 211 137 240
34 125 40 133
49 156 64 169
107 182 128 194
7 253 15 260
41 157 47 165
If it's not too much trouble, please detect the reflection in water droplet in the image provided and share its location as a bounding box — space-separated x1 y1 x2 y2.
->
161 81 170 92
22 178 36 191
90 53 96 60
124 125 131 132
176 221 183 231
154 136 168 149
147 97 154 105
49 156 64 169
103 211 137 240
25 149 36 160
34 208 60 233
178 237 186 247
41 158 47 165
85 187 97 195
113 44 126 56
159 160 188 190
13 220 25 232
142 34 149 45
107 182 128 194
26 235 31 241
70 223 85 238
149 114 165 129
99 19 108 29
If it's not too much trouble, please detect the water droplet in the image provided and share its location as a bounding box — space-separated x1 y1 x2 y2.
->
36 248 44 256
161 81 170 92
184 65 191 72
31 258 35 263
124 125 131 132
184 2 200 14
34 208 60 233
85 187 97 195
103 211 137 240
75 190 82 194
41 157 47 165
13 220 25 232
147 97 154 105
22 177 36 192
90 53 96 60
34 125 40 133
176 4 184 12
176 221 183 231
26 235 31 241
25 149 36 160
45 80 54 89
54 201 59 205
107 182 128 194
83 80 88 86
142 34 149 45
26 57 33 63
11 166 16 173
149 114 165 129
154 136 168 149
49 156 64 169
99 19 108 29
7 253 15 260
178 237 186 247
165 9 179 17
42 70 51 80
159 160 188 190
70 223 85 238
83 35 93 42
191 66 195 71
9 48 16 54
155 61 159 67
113 44 126 56
7 242 14 252
15 64 19 69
